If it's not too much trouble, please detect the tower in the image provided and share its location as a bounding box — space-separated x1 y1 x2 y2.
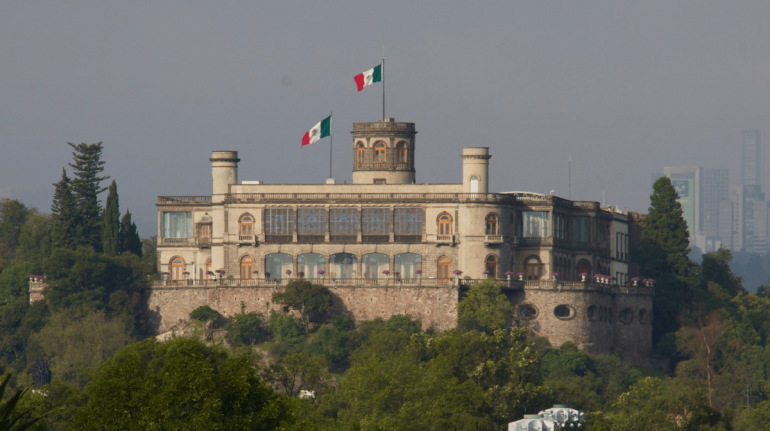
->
211 151 239 196
351 118 416 184
742 130 761 186
461 147 491 193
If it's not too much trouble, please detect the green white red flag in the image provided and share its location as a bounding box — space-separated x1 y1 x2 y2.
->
301 115 331 147
354 64 382 91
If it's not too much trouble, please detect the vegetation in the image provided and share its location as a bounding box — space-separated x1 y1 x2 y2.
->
190 305 221 323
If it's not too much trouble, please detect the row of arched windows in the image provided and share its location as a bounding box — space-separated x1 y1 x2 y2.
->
355 141 409 165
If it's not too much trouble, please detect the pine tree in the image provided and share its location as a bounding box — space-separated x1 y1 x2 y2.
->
119 210 143 257
102 180 120 256
50 168 80 249
68 142 109 251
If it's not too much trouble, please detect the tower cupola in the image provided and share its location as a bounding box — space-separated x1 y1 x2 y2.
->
351 118 416 184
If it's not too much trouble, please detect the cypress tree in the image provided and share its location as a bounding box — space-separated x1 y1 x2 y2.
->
102 180 120 256
68 142 110 251
50 168 79 249
119 210 143 257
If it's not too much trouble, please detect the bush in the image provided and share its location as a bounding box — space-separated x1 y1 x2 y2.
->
190 305 220 323
225 312 265 346
268 310 304 345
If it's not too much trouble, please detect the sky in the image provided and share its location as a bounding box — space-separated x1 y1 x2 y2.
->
1 1 769 238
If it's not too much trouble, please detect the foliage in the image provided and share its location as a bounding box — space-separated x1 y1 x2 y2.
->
27 310 135 388
225 311 265 346
67 142 110 252
101 180 119 256
49 169 78 251
0 199 34 269
268 310 305 346
0 372 54 431
262 350 330 397
189 305 220 323
140 236 157 272
71 337 294 430
457 277 510 333
119 210 142 257
15 214 51 268
272 280 333 334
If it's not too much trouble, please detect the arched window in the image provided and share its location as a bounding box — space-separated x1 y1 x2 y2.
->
485 214 498 235
485 255 498 278
240 256 254 280
395 253 421 279
171 257 185 281
470 176 479 193
396 142 407 163
374 142 386 163
363 253 389 279
298 253 325 279
240 215 254 236
437 256 451 281
576 259 592 278
356 142 365 164
526 256 540 281
205 258 212 278
265 253 292 279
438 214 452 236
330 253 357 279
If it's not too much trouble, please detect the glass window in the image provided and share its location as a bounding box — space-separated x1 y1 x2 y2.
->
470 176 479 193
171 257 185 281
265 253 292 279
200 224 211 238
574 217 590 242
394 208 423 235
162 212 192 238
485 255 498 278
485 214 498 235
397 142 407 163
298 208 326 235
374 142 386 163
438 214 452 236
330 208 359 235
394 253 421 279
362 208 391 235
330 253 357 279
522 211 548 238
356 142 365 164
526 257 540 280
265 208 294 235
552 213 566 239
240 215 253 236
437 256 451 279
363 253 389 279
298 253 325 279
240 256 254 279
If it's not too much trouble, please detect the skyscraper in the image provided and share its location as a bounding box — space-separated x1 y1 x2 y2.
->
742 130 761 186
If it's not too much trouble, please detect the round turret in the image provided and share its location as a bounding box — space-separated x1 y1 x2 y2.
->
461 147 491 193
211 151 239 195
351 118 416 184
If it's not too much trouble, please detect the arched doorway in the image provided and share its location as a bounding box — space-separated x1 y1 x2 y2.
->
577 259 592 278
171 257 185 281
485 255 498 278
526 256 540 281
240 256 254 280
437 256 450 282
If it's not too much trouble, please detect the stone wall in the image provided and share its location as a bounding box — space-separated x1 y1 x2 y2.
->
145 285 460 333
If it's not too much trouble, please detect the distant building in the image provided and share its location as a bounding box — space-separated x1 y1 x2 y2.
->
742 130 761 186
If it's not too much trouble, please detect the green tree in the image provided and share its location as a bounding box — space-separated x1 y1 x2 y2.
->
101 180 119 256
268 310 305 346
71 337 294 430
225 311 265 346
262 350 329 397
119 210 142 257
140 236 157 271
15 213 51 267
0 372 54 431
0 199 32 268
50 169 79 251
457 277 510 333
700 248 744 297
272 280 333 334
635 176 697 344
190 305 220 323
67 142 109 251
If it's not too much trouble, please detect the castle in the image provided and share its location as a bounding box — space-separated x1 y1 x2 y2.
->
33 118 654 364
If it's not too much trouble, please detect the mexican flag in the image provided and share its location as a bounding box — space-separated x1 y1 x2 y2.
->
354 64 382 91
301 115 331 147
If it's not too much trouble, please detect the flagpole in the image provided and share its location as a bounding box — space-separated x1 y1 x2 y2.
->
382 55 385 121
330 111 333 179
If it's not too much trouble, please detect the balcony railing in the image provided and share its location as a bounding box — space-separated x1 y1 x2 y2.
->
161 237 191 245
435 234 454 244
484 235 504 244
238 235 254 244
157 196 212 205
225 193 519 205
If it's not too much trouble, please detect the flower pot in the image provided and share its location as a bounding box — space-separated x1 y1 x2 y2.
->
581 276 586 282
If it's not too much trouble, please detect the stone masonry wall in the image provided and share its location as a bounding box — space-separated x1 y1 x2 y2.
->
145 285 460 333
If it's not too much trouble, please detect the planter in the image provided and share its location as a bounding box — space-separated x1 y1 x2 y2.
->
581 276 586 282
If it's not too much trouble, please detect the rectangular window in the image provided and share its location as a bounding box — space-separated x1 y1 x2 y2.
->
330 208 359 235
297 208 326 235
362 208 391 235
394 208 423 235
265 208 294 235
521 211 548 238
574 217 590 242
200 224 211 238
552 213 566 239
162 212 192 238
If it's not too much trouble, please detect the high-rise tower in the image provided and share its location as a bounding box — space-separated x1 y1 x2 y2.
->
742 130 761 186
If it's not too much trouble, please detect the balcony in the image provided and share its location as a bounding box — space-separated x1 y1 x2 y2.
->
161 237 192 246
484 235 504 245
238 235 255 245
157 196 212 205
519 237 544 245
435 234 454 244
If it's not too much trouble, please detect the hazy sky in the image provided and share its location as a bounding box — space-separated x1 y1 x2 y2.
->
2 1 769 237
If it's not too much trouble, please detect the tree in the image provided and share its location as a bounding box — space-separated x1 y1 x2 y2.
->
15 213 51 267
262 350 329 397
140 236 157 271
271 280 333 334
71 337 294 430
0 199 32 268
50 169 79 251
700 248 744 298
101 180 119 256
190 305 220 323
67 142 109 251
119 210 142 257
457 277 510 333
225 311 265 346
0 372 54 431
